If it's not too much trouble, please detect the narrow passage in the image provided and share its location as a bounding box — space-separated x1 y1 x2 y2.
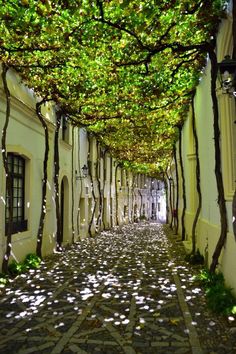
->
0 223 234 353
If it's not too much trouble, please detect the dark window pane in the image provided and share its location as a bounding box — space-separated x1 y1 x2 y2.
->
13 163 18 174
18 189 23 198
18 179 23 189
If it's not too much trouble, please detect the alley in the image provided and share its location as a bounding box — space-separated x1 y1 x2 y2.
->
0 223 235 354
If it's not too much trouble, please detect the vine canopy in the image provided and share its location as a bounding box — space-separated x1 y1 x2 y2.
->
0 0 226 176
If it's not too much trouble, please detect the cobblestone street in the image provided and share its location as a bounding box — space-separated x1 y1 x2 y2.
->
0 222 235 354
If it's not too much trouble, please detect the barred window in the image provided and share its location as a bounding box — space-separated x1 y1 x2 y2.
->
5 154 27 234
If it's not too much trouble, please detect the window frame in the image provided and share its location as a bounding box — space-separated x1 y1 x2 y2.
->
5 153 28 234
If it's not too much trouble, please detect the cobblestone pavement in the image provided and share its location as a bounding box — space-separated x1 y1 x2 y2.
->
0 222 235 354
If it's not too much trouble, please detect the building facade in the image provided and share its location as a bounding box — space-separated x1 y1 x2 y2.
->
0 67 163 271
168 2 236 294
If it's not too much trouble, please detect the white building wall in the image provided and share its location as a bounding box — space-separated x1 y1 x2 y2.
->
172 2 236 294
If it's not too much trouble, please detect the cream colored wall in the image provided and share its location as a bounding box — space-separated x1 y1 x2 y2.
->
173 3 236 294
209 5 236 292
0 66 76 264
0 92 46 261
195 64 220 225
177 59 219 239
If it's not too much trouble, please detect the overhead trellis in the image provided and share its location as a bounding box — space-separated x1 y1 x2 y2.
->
0 0 226 176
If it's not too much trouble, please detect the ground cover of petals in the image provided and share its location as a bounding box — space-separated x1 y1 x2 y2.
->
0 223 235 354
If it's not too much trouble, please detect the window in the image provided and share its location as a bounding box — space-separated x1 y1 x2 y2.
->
61 115 70 143
5 153 27 234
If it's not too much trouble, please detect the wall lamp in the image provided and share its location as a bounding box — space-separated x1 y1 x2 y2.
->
218 55 236 97
75 164 88 180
